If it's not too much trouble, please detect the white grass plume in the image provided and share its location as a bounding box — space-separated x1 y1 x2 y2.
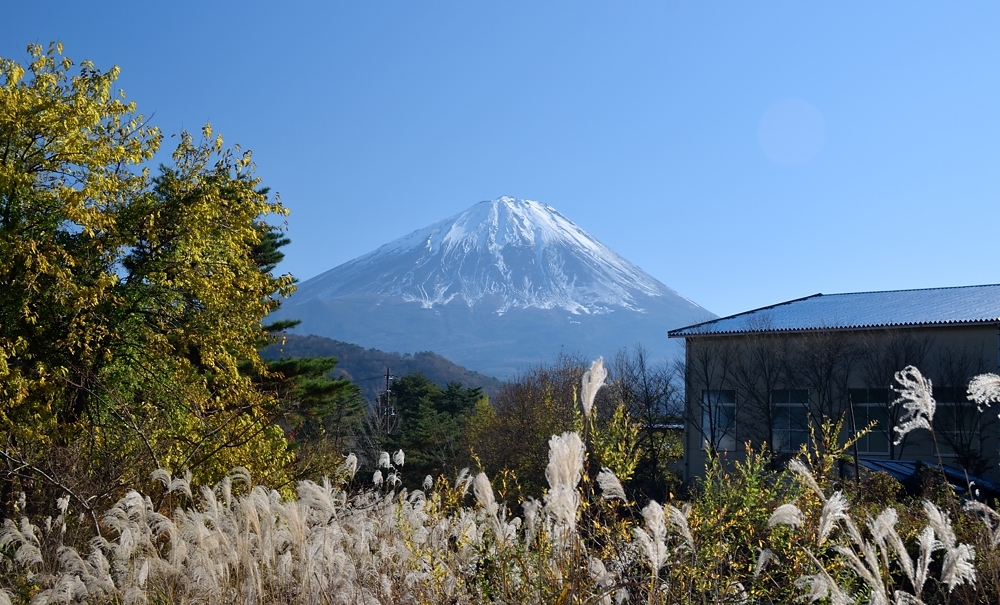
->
545 432 585 490
795 555 854 605
377 451 391 469
581 357 607 419
596 467 627 502
787 458 825 499
588 556 615 605
923 500 976 591
913 525 939 598
454 467 473 495
666 503 695 553
818 491 849 546
965 499 1000 548
150 468 193 499
473 472 498 517
967 372 1000 411
33 574 88 604
544 432 585 533
868 507 914 586
797 550 856 605
522 497 542 542
754 548 776 578
342 453 359 480
768 503 805 529
633 500 669 573
0 518 42 567
891 366 936 445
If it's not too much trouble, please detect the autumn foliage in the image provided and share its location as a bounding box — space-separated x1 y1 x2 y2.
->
0 43 296 518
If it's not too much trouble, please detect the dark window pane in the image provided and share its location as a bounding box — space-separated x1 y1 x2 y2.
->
791 407 809 430
868 430 888 453
773 411 789 430
869 388 889 404
703 390 735 405
933 405 959 433
933 386 956 403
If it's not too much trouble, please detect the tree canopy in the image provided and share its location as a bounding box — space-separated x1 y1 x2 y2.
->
0 43 296 515
386 373 483 487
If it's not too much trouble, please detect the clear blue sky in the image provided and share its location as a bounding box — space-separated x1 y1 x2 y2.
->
8 3 1000 318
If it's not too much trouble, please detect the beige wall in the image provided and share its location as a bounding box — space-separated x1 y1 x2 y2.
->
680 324 1000 482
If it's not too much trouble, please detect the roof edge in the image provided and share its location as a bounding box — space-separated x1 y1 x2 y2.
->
670 319 1000 338
668 293 823 338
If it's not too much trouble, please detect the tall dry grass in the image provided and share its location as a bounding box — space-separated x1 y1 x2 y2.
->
1 363 998 604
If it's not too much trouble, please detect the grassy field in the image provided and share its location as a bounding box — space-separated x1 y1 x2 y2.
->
4 365 1000 604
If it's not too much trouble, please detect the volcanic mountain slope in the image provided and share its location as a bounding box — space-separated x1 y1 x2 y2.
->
273 197 714 377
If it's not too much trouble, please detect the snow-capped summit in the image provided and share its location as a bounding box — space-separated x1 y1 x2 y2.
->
296 196 697 316
275 197 713 377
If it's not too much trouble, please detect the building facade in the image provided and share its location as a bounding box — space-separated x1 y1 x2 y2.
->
668 285 1000 482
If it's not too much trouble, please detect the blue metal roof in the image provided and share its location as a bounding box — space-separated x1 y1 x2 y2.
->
669 284 1000 337
858 458 1000 498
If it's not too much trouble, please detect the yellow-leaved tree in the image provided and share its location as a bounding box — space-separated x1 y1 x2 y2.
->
0 43 295 518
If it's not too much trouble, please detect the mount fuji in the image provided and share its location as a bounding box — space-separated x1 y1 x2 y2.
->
273 197 714 377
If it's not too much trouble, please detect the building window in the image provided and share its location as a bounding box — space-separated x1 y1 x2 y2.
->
771 389 809 453
848 388 890 454
932 386 981 452
701 390 736 451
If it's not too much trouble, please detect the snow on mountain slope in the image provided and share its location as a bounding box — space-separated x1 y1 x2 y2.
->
295 196 701 316
277 196 714 376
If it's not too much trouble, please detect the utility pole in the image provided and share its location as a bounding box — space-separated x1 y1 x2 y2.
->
380 367 395 437
384 367 392 403
848 392 861 494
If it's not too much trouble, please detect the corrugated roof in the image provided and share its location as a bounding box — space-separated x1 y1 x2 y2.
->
669 284 1000 337
858 458 1000 497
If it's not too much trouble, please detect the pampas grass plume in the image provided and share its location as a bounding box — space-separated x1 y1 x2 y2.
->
968 373 1000 411
343 453 358 479
596 467 627 502
818 491 849 546
891 365 936 445
581 357 607 419
634 500 669 572
923 500 977 590
473 472 497 516
768 503 805 529
666 504 695 553
787 458 825 499
544 432 585 532
754 549 776 578
377 451 391 469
